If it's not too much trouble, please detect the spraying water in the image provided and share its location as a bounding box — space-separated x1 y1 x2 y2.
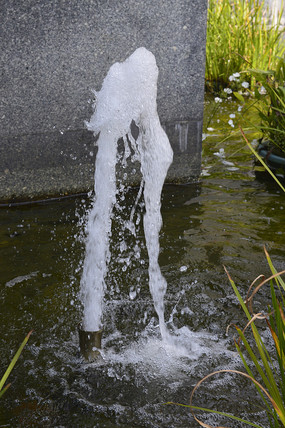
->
80 47 173 339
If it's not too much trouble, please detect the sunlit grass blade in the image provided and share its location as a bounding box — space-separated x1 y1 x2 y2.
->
0 330 33 396
265 247 285 293
224 266 251 320
234 326 272 392
240 126 285 193
235 338 275 417
0 383 11 399
235 318 284 415
267 320 284 367
189 369 282 427
166 401 264 427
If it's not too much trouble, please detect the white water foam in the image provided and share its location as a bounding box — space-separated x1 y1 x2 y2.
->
80 48 173 335
86 325 239 384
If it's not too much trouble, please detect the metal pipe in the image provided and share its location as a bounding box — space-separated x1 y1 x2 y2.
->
78 324 103 362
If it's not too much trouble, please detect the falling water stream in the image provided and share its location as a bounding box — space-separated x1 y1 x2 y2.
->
81 48 173 338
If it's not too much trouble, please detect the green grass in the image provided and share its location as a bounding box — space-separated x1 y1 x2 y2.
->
249 57 285 151
224 251 285 427
168 248 285 427
206 0 285 93
0 330 32 398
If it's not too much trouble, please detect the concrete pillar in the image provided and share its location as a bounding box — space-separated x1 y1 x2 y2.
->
0 0 207 202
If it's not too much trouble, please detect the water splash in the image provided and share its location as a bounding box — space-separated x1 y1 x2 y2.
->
80 47 173 339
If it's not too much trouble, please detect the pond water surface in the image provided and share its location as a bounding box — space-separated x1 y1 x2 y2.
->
0 99 284 427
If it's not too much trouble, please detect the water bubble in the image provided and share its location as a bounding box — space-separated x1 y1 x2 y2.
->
214 148 225 158
129 289 137 300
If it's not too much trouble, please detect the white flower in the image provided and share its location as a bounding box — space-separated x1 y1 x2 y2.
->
229 72 240 82
207 127 214 132
224 88 233 94
214 148 225 158
238 105 243 112
228 119 234 127
259 86 267 95
229 113 235 119
214 97 223 103
222 160 235 166
201 168 211 177
241 81 249 88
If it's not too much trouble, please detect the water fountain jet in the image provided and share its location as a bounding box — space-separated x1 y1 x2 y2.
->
79 47 173 361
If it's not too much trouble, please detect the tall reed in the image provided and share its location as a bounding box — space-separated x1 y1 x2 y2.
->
206 0 285 93
0 330 32 398
168 249 285 427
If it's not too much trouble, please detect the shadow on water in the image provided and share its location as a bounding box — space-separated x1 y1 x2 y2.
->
0 100 285 427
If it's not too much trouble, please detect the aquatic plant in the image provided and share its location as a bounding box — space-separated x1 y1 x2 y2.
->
206 0 285 93
204 54 285 191
221 250 285 427
0 330 32 398
229 57 285 189
168 248 285 427
249 56 285 152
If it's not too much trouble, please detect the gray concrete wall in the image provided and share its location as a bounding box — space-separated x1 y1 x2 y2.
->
0 0 207 203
